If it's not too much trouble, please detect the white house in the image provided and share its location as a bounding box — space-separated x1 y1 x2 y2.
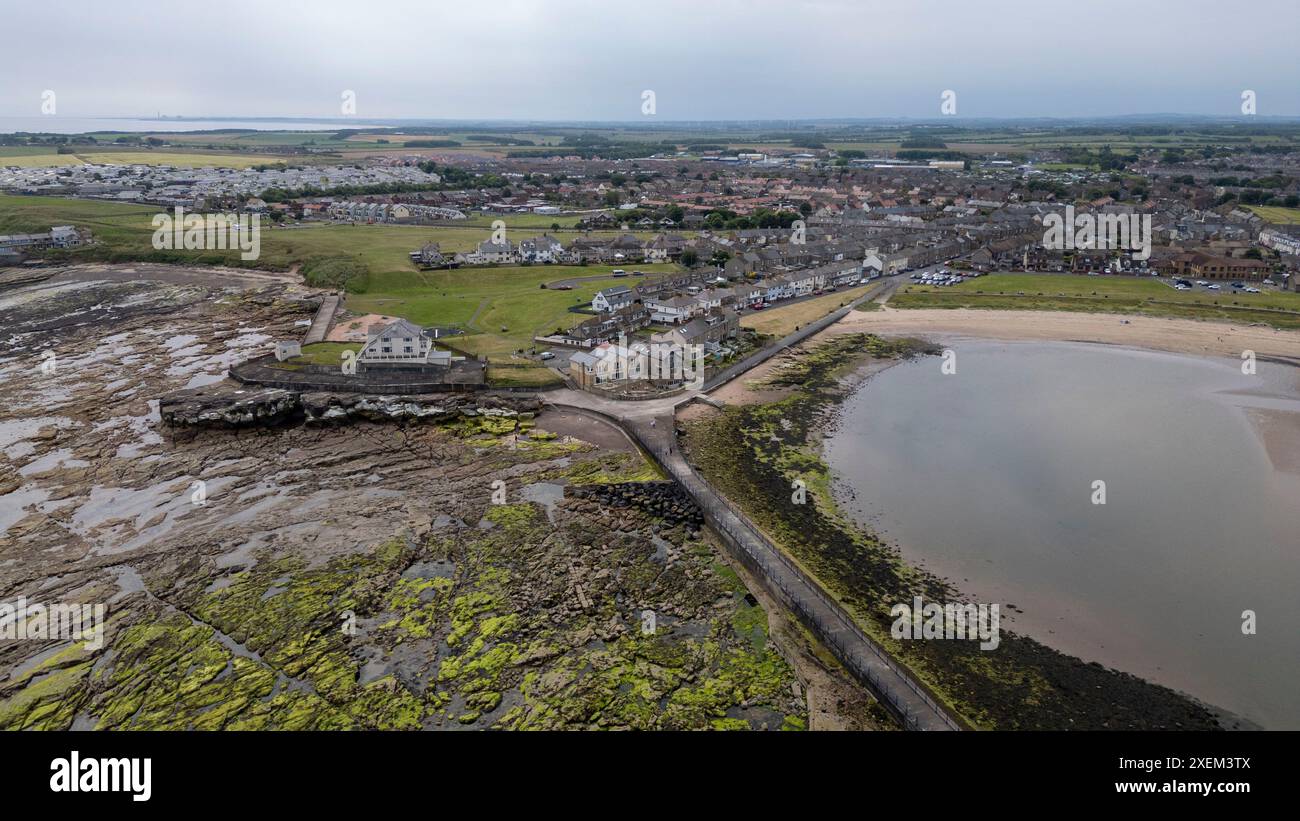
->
519 234 564 263
357 319 450 365
693 290 723 312
592 285 634 313
645 294 699 324
763 276 795 302
787 270 820 296
468 239 517 264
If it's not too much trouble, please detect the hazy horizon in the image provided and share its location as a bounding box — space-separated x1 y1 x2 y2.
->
3 0 1299 121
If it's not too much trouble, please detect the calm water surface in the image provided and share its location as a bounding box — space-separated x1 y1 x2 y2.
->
825 340 1300 728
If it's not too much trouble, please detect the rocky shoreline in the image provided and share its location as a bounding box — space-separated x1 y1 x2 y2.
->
0 265 812 731
159 383 543 428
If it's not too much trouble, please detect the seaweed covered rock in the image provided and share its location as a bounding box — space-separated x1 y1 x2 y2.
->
567 481 704 532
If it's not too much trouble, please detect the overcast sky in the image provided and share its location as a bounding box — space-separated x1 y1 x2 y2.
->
3 0 1298 121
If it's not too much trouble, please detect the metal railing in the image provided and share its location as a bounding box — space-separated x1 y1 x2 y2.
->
654 442 962 731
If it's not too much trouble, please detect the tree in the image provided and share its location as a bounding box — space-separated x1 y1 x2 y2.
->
680 249 699 267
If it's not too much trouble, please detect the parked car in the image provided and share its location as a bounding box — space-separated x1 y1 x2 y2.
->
539 351 555 361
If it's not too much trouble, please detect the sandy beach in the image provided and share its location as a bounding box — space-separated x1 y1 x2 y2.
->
706 305 1300 412
830 305 1300 361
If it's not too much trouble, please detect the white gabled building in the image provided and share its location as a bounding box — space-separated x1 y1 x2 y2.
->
592 285 634 313
762 276 794 302
357 319 451 366
645 294 699 324
467 239 517 264
519 234 565 263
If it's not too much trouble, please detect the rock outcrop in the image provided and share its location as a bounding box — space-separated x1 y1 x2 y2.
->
159 382 543 428
159 386 301 427
566 481 705 533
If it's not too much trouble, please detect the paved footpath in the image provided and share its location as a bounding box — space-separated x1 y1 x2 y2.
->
302 294 340 344
543 276 964 730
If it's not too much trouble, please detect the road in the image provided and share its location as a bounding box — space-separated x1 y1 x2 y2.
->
543 273 965 730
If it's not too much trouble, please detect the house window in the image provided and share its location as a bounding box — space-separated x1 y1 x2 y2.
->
404 346 413 354
382 346 391 353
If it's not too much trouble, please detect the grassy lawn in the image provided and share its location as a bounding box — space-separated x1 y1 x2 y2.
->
0 195 639 268
892 273 1300 329
1246 205 1300 225
291 342 360 367
347 263 680 355
740 283 876 337
485 363 564 388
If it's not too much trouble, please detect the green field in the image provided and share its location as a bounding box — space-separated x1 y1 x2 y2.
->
893 273 1300 329
346 264 679 359
1246 205 1300 225
75 151 282 169
0 195 632 266
0 148 84 168
0 147 284 169
0 194 676 378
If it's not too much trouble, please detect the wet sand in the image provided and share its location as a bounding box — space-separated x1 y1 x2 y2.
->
835 305 1300 361
533 409 638 453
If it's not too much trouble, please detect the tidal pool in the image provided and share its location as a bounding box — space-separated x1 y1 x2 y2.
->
825 340 1300 728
